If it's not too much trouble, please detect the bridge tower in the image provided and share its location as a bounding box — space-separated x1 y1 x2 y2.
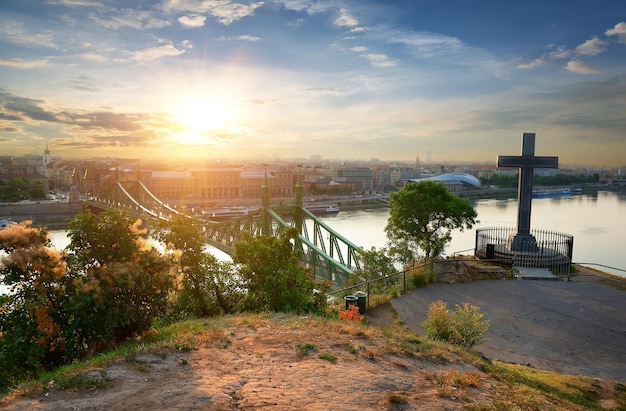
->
261 164 271 236
294 164 304 234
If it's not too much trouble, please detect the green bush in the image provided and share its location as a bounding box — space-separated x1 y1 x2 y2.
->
0 212 174 393
410 270 436 289
421 300 489 348
233 228 321 314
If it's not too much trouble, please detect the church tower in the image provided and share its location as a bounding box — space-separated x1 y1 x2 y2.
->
415 152 421 179
43 143 52 167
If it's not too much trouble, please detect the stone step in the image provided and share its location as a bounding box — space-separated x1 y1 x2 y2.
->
514 266 560 280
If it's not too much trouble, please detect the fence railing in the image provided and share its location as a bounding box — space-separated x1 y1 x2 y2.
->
475 226 573 277
327 262 434 313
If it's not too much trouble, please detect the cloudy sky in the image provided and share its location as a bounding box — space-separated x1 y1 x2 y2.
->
1 0 625 166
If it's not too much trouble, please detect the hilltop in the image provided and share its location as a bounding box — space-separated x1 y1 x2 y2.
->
1 310 624 411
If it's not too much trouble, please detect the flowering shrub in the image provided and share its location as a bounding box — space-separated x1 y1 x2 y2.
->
339 304 363 322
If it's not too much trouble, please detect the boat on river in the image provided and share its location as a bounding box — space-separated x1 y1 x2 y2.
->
532 187 572 198
309 205 340 215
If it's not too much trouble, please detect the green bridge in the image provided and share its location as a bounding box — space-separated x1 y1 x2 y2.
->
84 168 363 286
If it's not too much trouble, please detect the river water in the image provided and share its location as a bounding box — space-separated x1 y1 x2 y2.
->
313 190 626 277
16 189 626 279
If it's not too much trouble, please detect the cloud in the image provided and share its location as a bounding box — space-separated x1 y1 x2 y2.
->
288 18 304 28
549 74 626 104
335 8 358 28
305 86 344 95
520 22 623 72
271 0 334 15
89 9 170 30
178 14 206 28
516 46 572 69
0 90 61 123
575 36 608 56
362 53 397 68
210 1 265 25
376 29 463 59
350 46 368 52
65 111 147 131
564 59 599 74
162 0 264 25
219 35 261 42
516 57 545 70
606 22 626 44
45 0 104 7
0 58 49 68
76 52 107 62
130 44 185 61
0 20 57 48
181 40 194 49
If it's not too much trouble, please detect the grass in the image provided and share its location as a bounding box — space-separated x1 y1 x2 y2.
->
1 312 622 410
318 353 337 363
295 342 316 357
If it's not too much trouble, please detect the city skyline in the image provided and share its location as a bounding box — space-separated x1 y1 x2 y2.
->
1 0 625 166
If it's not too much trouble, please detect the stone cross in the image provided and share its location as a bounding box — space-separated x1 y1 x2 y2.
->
497 133 558 250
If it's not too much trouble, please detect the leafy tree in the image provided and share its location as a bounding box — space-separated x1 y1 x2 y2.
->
29 181 46 199
0 211 173 391
233 228 317 313
348 246 395 284
2 177 30 202
0 222 69 387
153 214 245 318
385 181 477 262
64 209 173 350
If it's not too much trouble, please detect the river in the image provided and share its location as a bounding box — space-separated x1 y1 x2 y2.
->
313 190 626 277
14 189 626 279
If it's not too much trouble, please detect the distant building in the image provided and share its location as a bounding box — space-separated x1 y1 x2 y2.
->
339 167 374 191
150 171 197 200
43 144 52 167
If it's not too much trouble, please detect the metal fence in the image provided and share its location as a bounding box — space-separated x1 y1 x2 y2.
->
475 226 574 276
327 262 434 314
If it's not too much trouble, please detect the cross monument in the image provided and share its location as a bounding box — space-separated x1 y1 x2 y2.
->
497 133 558 251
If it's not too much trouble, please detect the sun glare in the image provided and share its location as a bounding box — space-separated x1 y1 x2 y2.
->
169 97 240 145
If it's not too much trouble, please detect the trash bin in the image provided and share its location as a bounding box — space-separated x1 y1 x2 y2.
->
355 291 367 314
344 295 358 310
486 244 495 260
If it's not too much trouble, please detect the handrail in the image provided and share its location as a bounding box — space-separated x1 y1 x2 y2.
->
572 262 626 273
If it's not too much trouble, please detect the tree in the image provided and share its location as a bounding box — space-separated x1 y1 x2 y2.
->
0 221 69 387
1 177 30 202
385 181 477 262
29 181 46 199
153 214 245 318
64 209 173 349
348 246 396 284
233 228 317 313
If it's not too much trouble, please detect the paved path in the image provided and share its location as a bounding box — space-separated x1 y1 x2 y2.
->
391 279 626 381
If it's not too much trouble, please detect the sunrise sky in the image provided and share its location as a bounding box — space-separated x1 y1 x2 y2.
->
1 0 625 166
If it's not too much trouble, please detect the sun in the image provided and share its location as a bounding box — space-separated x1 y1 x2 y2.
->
169 96 241 144
173 99 236 131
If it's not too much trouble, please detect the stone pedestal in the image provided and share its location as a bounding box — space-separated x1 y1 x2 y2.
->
507 233 539 252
